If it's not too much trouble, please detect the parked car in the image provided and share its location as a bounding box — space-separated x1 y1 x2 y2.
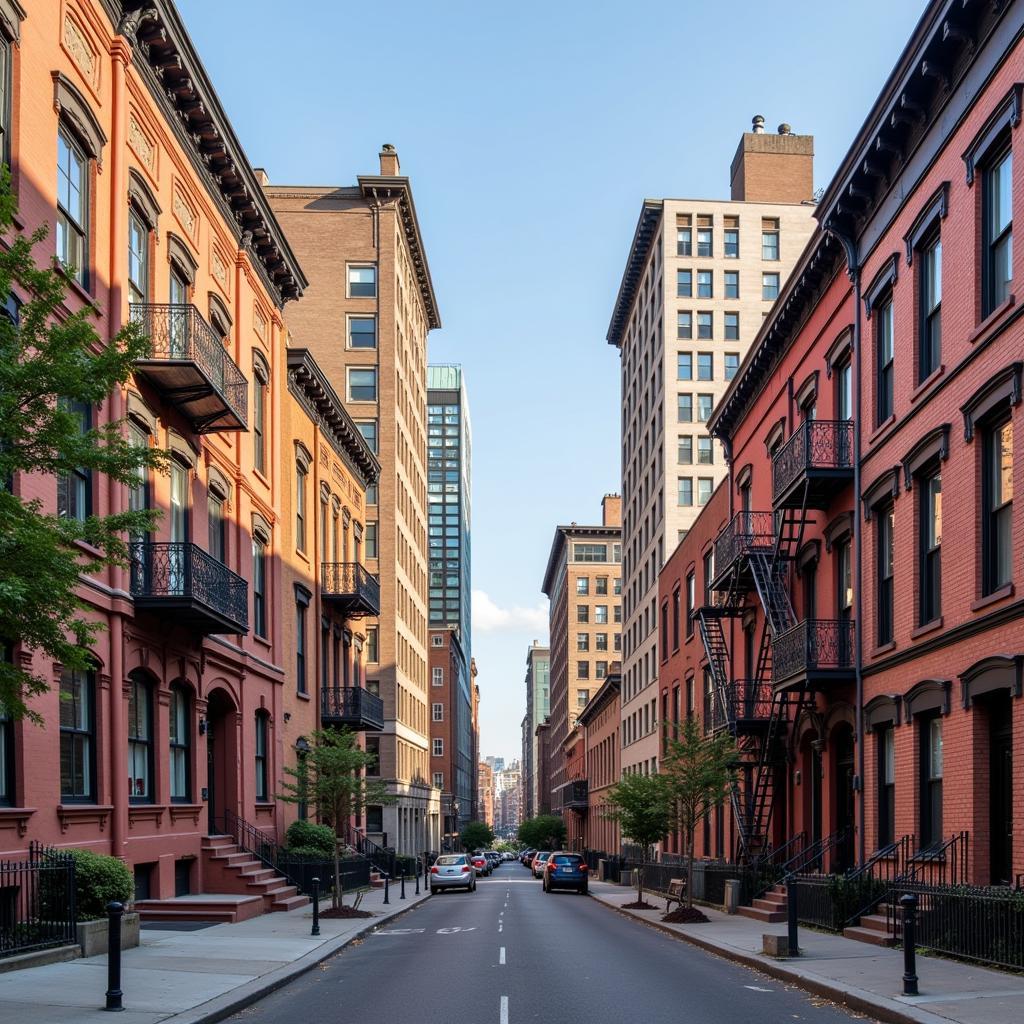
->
531 851 552 878
520 848 535 866
471 853 491 877
484 851 501 869
430 854 476 894
543 852 588 894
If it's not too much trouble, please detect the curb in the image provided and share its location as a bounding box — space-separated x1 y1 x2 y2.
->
161 893 430 1024
590 894 945 1024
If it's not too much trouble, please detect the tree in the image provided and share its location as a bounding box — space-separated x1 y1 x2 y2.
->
0 169 167 720
459 820 494 852
516 814 566 851
603 772 673 906
278 728 392 909
662 715 738 907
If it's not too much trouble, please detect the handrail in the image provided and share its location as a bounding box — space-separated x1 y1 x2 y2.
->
218 809 303 892
780 825 852 880
771 419 854 498
765 831 806 868
342 823 395 879
713 510 776 579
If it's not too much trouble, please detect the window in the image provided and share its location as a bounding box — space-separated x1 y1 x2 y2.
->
762 218 780 260
57 400 91 522
295 599 308 695
0 700 11 806
577 632 589 652
595 577 608 595
253 362 268 474
762 272 780 300
596 661 608 679
703 549 714 606
677 312 692 340
920 473 941 624
877 502 895 645
677 222 692 256
348 368 377 402
127 423 150 543
208 490 226 563
697 222 713 257
432 703 444 722
671 587 681 650
60 667 94 801
920 715 943 847
576 605 589 623
0 33 10 167
876 294 894 423
836 537 853 620
255 712 269 801
983 146 1013 316
433 772 444 789
724 312 739 341
677 353 692 380
595 632 608 651
349 316 377 349
433 738 444 757
697 312 712 340
577 689 590 708
432 666 444 687
295 462 307 552
697 270 713 298
678 435 693 464
252 535 268 638
724 270 739 299
127 673 153 803
724 227 739 258
677 477 693 506
365 521 378 559
983 418 1013 593
725 353 739 381
696 394 713 422
836 357 853 421
677 270 692 298
356 420 378 454
697 437 713 465
686 572 695 638
348 266 377 297
367 626 379 663
697 477 713 505
128 208 149 304
56 129 88 285
578 661 590 679
574 543 608 562
877 726 895 847
919 232 942 379
678 395 693 422
365 737 380 776
595 605 609 624
576 577 590 595
697 353 712 381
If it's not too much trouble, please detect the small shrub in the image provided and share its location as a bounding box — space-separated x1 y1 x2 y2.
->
282 846 333 861
284 820 336 855
64 849 134 921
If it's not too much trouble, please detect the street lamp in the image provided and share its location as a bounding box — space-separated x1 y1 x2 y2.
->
451 799 461 851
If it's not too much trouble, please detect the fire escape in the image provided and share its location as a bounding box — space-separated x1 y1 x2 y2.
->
697 420 855 863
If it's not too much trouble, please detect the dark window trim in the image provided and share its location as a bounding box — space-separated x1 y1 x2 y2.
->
59 666 97 804
208 291 233 335
127 168 161 230
862 466 900 521
796 539 820 574
735 462 753 490
794 370 819 413
877 500 895 646
960 361 1022 441
903 181 950 264
862 253 899 317
764 417 786 456
962 82 1022 186
917 468 942 627
0 0 24 43
254 710 270 802
902 678 951 720
959 654 1024 707
825 326 854 378
0 687 14 807
901 424 950 490
127 672 155 805
166 232 198 285
823 510 854 552
52 71 106 162
864 694 902 729
169 683 192 804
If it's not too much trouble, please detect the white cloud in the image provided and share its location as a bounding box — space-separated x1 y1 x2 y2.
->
473 589 548 635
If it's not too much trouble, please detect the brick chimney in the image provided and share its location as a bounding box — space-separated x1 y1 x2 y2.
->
601 493 622 529
379 144 400 176
730 115 814 203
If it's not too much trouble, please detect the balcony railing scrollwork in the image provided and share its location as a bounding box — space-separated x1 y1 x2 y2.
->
712 511 776 585
321 562 381 617
706 678 775 733
321 686 385 731
772 419 854 508
557 779 589 811
772 618 854 686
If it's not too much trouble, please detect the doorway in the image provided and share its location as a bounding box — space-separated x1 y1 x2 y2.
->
206 688 237 835
990 693 1013 886
833 724 855 873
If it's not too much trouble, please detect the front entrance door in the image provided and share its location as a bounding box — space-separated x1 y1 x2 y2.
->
834 725 855 873
990 694 1013 885
205 689 237 836
206 727 217 834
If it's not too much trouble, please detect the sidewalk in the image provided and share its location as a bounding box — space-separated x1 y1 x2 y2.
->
590 881 1024 1024
0 884 428 1024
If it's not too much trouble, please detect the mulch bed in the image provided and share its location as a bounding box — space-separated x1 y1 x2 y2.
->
621 900 658 910
319 906 375 919
662 905 710 924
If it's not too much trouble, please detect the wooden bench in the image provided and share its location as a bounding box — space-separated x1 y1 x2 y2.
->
665 877 686 911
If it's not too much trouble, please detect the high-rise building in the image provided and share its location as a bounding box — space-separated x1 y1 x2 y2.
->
522 641 550 819
478 761 495 828
266 147 442 856
427 366 472 659
496 761 523 836
607 122 816 778
541 496 622 816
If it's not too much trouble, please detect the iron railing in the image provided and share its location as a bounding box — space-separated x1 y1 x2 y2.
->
557 779 588 811
130 303 248 428
772 419 854 500
130 541 249 632
321 686 385 730
321 563 381 616
712 511 776 581
779 826 853 879
216 809 304 893
341 824 396 879
707 678 774 732
843 834 914 926
772 618 854 683
275 853 371 896
0 842 77 959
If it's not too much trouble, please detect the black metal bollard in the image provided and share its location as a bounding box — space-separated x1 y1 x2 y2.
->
104 901 124 1012
786 877 800 957
400 873 406 900
383 875 390 905
415 868 420 895
311 877 320 937
901 893 919 996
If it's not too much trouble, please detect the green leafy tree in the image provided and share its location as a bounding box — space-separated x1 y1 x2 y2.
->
603 772 673 905
278 728 392 908
516 814 566 850
0 169 167 720
459 820 494 852
662 716 738 907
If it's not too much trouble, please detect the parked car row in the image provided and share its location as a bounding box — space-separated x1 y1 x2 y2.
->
429 849 511 894
517 848 589 895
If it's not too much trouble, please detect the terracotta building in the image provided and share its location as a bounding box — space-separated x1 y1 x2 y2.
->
478 761 494 829
577 669 621 856
265 148 442 856
0 0 315 917
703 0 1024 890
470 658 480 822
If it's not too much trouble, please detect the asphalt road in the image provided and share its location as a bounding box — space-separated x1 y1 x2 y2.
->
228 862 875 1024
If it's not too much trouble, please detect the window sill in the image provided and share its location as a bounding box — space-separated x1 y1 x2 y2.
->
295 691 311 702
868 414 897 445
971 583 1014 612
871 641 897 658
910 365 945 404
73 538 104 559
254 634 273 650
58 267 101 313
911 617 944 640
252 468 271 490
0 806 36 837
968 293 1016 345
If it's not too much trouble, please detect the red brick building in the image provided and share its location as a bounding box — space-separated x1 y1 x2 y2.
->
703 0 1024 887
577 670 621 856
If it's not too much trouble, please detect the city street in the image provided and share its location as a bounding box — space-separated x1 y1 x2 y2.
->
228 863 874 1024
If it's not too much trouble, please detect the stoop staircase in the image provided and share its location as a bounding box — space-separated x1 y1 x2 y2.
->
737 884 788 924
843 903 899 947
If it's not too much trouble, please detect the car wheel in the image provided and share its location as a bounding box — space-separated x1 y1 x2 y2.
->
430 887 437 895
580 884 588 895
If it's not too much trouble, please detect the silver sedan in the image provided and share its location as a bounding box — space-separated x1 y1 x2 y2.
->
429 854 477 893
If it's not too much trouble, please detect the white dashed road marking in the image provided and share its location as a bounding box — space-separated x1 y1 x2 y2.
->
744 985 773 993
499 946 506 964
500 995 509 1024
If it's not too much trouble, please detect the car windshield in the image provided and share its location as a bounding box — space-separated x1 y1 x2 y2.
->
436 856 466 866
551 855 582 865
536 852 550 860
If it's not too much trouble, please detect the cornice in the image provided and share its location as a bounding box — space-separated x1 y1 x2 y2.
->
606 200 662 348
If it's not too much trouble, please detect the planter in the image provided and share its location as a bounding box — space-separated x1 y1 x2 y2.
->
76 913 140 958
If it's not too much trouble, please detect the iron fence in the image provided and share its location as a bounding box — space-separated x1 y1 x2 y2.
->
712 511 776 581
773 618 854 682
772 419 854 499
276 854 371 896
321 686 385 730
320 562 382 615
0 843 77 959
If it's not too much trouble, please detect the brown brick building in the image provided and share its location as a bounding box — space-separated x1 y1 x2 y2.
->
578 670 621 856
429 628 472 849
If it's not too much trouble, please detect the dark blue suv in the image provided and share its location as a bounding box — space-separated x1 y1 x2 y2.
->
542 852 588 894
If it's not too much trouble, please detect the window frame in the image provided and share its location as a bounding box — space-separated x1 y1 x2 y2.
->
252 534 268 638
58 400 92 522
254 711 270 802
877 724 895 848
982 143 1013 317
982 416 1013 595
347 367 378 403
59 667 96 803
348 315 377 349
127 672 155 805
917 228 942 381
875 292 895 424
877 501 895 645
56 127 89 287
347 264 377 298
919 470 942 625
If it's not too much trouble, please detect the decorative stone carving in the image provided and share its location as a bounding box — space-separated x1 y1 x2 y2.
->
128 114 156 173
63 15 98 88
173 186 198 242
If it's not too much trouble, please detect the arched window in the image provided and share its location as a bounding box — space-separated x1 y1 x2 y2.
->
254 711 270 802
127 671 154 803
169 684 191 802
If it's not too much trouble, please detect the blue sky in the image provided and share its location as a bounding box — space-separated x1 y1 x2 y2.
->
179 0 925 764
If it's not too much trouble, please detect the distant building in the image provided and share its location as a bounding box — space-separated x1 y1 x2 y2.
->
578 669 621 855
522 641 550 819
478 761 494 828
535 721 552 817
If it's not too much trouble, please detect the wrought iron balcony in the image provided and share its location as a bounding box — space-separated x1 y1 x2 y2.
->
772 618 855 688
705 679 774 734
772 419 854 509
129 541 249 635
711 511 776 590
557 779 588 811
321 686 385 731
321 563 380 617
130 303 248 433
